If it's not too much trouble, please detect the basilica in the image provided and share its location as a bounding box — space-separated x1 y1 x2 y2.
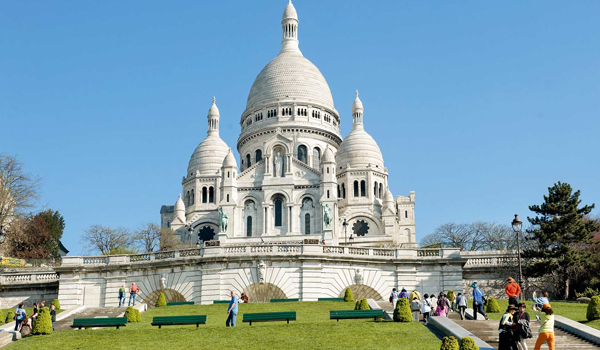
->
160 1 416 247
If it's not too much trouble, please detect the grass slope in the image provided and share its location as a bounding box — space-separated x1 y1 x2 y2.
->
470 299 600 330
8 302 441 350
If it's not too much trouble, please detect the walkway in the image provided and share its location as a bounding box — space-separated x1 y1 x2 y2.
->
54 307 126 331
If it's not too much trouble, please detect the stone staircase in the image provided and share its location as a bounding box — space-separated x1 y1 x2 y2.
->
53 307 126 331
447 311 599 349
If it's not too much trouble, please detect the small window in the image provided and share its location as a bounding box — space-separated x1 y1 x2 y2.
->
255 149 262 162
327 167 329 174
202 187 207 203
342 183 346 199
304 213 310 235
246 154 251 168
405 211 408 219
227 194 230 202
209 187 215 203
360 180 366 197
246 216 253 237
274 199 283 227
337 185 341 198
227 171 230 178
354 181 359 197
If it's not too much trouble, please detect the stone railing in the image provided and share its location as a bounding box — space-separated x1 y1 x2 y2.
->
0 272 59 285
461 250 518 268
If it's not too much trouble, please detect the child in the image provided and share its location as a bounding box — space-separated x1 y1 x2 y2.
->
421 294 432 324
410 297 421 321
534 304 555 350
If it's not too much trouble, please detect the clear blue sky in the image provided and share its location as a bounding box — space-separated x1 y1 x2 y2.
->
1 1 599 255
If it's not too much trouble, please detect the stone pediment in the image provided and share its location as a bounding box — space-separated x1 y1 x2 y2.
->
237 160 266 184
291 158 321 182
264 131 293 153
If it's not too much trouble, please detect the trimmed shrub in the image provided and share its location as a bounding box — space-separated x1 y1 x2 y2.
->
0 310 4 325
485 297 501 313
51 299 61 310
447 290 455 302
393 298 412 322
155 292 167 307
5 311 15 324
354 298 370 310
135 309 141 322
460 337 479 350
344 288 354 302
125 307 140 323
587 296 600 321
440 336 459 350
32 307 53 335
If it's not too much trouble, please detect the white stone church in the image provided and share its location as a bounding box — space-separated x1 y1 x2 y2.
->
160 1 416 248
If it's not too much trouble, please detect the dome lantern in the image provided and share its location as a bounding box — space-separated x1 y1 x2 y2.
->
281 1 300 54
207 97 220 136
352 90 364 128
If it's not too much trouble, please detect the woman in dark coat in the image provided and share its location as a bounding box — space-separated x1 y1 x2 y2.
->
514 302 532 350
498 305 518 350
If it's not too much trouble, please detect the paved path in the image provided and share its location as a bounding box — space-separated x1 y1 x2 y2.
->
54 307 127 331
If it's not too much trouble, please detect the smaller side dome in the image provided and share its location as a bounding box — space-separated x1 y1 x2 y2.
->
321 147 335 163
282 0 298 21
175 194 185 211
222 149 237 168
384 188 394 203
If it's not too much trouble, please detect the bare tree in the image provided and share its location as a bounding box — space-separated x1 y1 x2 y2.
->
133 222 161 252
81 225 133 255
0 154 41 228
159 228 182 251
420 221 518 251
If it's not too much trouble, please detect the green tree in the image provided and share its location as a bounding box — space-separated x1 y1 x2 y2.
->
587 296 600 321
51 299 61 309
39 209 65 259
459 337 479 350
32 307 53 335
440 336 459 350
343 287 354 302
393 298 412 322
523 182 600 299
156 292 167 307
124 307 139 322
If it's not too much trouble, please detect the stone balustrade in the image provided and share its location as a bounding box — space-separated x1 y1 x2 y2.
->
0 272 59 285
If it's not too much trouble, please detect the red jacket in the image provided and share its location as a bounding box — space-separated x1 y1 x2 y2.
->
505 282 521 298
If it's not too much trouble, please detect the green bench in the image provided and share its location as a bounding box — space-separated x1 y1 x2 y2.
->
213 300 230 304
242 311 297 326
318 298 344 302
166 301 194 306
151 315 207 328
71 317 128 329
269 298 299 303
330 309 384 322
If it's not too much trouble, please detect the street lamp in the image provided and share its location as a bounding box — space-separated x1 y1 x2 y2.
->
511 214 524 299
187 225 193 248
196 241 201 249
349 234 354 246
342 219 348 245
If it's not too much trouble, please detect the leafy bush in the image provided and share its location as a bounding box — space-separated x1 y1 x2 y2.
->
135 309 141 322
354 298 370 310
32 307 53 335
587 296 600 321
5 311 15 324
577 287 600 298
51 299 61 310
155 292 167 307
459 337 479 350
125 307 140 323
447 290 455 301
440 336 459 350
485 297 501 313
0 310 4 325
344 288 354 302
393 298 412 322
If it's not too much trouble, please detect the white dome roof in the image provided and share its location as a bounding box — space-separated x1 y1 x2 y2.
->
175 194 185 212
222 149 237 168
282 0 298 21
336 127 384 169
245 51 335 112
322 147 335 163
188 135 229 176
352 90 364 113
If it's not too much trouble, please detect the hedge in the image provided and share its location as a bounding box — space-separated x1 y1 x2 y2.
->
459 337 479 350
155 292 167 307
587 296 600 321
32 307 53 335
354 298 370 310
125 307 141 322
393 297 412 322
440 336 459 350
51 299 61 310
485 297 501 313
5 311 15 324
344 288 355 302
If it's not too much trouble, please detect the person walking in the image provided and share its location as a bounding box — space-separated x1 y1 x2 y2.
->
118 285 126 307
390 288 399 308
498 305 518 350
471 282 489 320
421 294 432 324
533 304 555 350
410 297 421 321
438 293 451 316
31 302 38 327
14 303 26 331
409 289 422 303
514 302 532 350
457 292 468 320
505 277 522 307
128 283 141 306
531 291 550 311
398 288 409 300
447 291 457 312
226 290 239 327
50 304 57 331
429 293 437 309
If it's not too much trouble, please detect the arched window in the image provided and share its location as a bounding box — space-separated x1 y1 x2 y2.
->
202 187 207 203
209 187 214 203
246 216 252 237
246 154 251 168
191 189 195 204
297 145 308 164
312 148 321 168
379 183 383 199
342 183 346 199
354 181 359 197
374 182 378 198
360 180 366 197
274 199 283 227
304 213 311 235
337 185 341 198
255 149 262 162
186 191 190 206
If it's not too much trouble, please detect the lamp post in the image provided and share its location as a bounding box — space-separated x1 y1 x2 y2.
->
511 214 524 299
187 225 193 248
349 234 354 246
342 218 348 245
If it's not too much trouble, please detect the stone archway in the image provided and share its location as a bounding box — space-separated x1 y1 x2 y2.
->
338 284 383 301
142 288 186 308
243 283 287 303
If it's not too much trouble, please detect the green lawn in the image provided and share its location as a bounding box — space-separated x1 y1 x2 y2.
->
471 299 600 330
8 302 441 350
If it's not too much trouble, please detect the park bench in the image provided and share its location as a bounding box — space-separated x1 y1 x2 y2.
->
213 300 230 304
166 301 194 306
318 298 344 302
329 309 384 322
151 315 207 328
242 311 297 326
71 317 128 329
269 298 299 303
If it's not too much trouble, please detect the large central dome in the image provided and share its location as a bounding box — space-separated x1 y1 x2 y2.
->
245 50 335 111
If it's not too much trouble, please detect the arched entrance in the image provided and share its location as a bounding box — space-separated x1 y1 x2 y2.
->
338 284 383 301
142 288 186 308
243 283 287 303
